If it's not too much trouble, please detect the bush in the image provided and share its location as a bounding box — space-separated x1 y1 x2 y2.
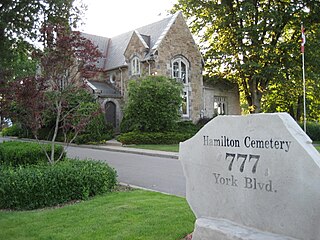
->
0 159 117 210
0 141 65 166
117 131 194 145
74 113 114 144
299 122 320 141
121 76 182 133
175 121 201 133
2 124 25 137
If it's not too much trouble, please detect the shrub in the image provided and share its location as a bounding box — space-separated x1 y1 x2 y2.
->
1 124 25 137
117 131 194 145
0 141 65 166
0 159 117 210
74 113 114 144
299 122 320 141
121 76 182 133
175 121 201 133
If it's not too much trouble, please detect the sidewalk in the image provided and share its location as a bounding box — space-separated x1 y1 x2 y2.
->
0 137 179 159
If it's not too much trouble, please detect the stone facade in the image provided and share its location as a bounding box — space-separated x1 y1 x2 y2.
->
83 12 240 131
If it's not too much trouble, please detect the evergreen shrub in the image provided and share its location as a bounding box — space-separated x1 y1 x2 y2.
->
0 159 117 210
0 141 65 166
117 131 194 145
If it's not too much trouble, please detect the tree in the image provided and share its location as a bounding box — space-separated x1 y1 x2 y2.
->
4 24 102 164
121 76 182 133
173 0 320 113
262 21 320 121
0 0 86 128
0 0 85 80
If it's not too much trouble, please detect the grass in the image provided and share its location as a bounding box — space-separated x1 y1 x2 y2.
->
128 144 179 152
315 145 320 152
0 189 195 240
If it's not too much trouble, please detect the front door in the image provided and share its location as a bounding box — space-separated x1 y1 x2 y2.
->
105 101 116 128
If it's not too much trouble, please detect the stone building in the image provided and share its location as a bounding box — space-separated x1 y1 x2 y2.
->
82 12 240 131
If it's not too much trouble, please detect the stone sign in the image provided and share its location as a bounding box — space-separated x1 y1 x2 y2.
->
179 113 320 240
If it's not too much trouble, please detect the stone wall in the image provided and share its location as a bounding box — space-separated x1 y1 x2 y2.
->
155 13 204 122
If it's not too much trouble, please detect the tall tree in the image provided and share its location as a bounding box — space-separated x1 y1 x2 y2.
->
5 24 102 164
0 0 85 128
173 0 320 113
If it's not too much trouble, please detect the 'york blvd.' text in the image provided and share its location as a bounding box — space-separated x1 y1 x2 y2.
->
213 172 276 193
203 135 292 153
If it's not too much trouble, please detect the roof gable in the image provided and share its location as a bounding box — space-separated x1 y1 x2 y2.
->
82 12 187 71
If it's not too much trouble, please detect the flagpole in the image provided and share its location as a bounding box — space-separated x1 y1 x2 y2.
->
301 23 307 132
302 51 306 132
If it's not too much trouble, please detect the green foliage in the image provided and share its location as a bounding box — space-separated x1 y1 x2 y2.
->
0 141 65 166
1 124 25 137
73 101 114 144
176 120 201 133
173 1 320 113
121 76 182 133
299 122 320 141
0 159 117 210
117 131 194 145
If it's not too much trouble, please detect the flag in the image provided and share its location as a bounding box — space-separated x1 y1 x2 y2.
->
301 25 306 53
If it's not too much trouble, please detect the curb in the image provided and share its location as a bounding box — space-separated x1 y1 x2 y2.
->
1 137 179 160
76 144 179 159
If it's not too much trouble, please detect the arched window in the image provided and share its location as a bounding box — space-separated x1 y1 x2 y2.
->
131 56 140 76
172 56 190 117
172 57 188 84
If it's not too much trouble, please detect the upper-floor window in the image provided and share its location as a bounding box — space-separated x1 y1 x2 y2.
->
172 57 188 84
131 56 140 76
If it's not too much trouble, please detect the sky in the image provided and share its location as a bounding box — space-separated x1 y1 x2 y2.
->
79 0 176 37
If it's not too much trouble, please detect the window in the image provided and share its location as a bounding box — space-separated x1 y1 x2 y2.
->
214 96 227 115
172 56 190 117
172 58 188 84
131 56 140 76
182 90 189 116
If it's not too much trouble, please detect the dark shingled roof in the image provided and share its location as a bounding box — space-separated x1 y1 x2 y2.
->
81 33 110 69
87 80 121 97
83 12 180 71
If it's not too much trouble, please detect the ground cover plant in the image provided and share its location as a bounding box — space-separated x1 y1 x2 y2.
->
0 190 195 240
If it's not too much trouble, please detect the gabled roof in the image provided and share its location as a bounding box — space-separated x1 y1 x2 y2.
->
81 33 110 69
83 12 182 71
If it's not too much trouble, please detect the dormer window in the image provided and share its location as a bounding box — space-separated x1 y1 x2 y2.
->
172 57 188 84
131 56 140 76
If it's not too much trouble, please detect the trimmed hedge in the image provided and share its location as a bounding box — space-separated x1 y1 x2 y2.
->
0 141 65 166
0 159 117 210
117 131 194 145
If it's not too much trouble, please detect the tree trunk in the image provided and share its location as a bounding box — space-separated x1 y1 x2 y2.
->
50 100 62 164
247 77 263 113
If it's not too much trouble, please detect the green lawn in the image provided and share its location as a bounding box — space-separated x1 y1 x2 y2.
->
0 189 195 240
128 144 179 152
315 145 320 152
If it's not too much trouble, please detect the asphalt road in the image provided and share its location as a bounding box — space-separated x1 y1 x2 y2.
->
67 146 186 197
